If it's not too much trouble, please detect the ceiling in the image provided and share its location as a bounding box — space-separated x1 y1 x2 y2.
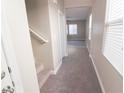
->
64 0 92 8
65 7 90 21
64 0 92 21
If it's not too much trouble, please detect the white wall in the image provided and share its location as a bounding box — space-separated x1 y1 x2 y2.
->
85 8 92 51
86 16 90 50
4 0 40 93
86 0 123 93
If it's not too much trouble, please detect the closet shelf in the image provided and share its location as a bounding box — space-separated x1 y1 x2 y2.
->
29 28 48 44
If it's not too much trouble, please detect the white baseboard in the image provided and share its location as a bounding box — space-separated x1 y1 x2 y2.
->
52 60 62 75
89 54 106 93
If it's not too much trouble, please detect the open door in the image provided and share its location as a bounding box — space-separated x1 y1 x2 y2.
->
1 47 15 93
1 0 24 92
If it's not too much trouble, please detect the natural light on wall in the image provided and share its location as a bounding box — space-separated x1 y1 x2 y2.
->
103 0 123 75
89 14 92 40
69 24 77 35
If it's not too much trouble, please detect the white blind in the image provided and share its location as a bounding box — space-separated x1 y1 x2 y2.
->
103 0 123 75
108 0 123 22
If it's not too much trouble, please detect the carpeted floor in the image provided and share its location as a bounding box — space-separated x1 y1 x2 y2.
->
67 40 86 48
40 41 102 93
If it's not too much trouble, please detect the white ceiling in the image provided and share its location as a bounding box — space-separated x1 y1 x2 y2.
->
64 0 92 8
64 0 92 21
65 7 90 20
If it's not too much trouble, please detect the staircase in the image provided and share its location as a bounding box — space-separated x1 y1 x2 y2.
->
29 27 51 89
35 62 51 88
36 62 44 74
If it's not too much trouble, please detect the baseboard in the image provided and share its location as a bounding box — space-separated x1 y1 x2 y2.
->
89 54 106 93
51 60 62 75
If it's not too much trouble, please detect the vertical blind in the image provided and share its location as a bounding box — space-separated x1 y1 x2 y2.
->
103 0 123 75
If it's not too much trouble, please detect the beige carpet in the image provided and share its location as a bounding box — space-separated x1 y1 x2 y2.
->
40 41 102 93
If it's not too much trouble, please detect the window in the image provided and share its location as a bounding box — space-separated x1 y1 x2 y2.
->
103 0 123 75
89 14 92 40
68 24 77 35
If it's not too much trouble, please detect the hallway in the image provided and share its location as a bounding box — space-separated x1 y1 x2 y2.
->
40 41 102 93
2 0 123 92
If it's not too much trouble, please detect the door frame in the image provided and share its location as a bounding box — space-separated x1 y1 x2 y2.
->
58 10 68 57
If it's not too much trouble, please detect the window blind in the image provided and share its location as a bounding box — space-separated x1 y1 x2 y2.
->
108 0 123 22
103 0 123 75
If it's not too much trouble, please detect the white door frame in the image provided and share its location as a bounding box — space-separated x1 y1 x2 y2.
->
58 10 68 57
